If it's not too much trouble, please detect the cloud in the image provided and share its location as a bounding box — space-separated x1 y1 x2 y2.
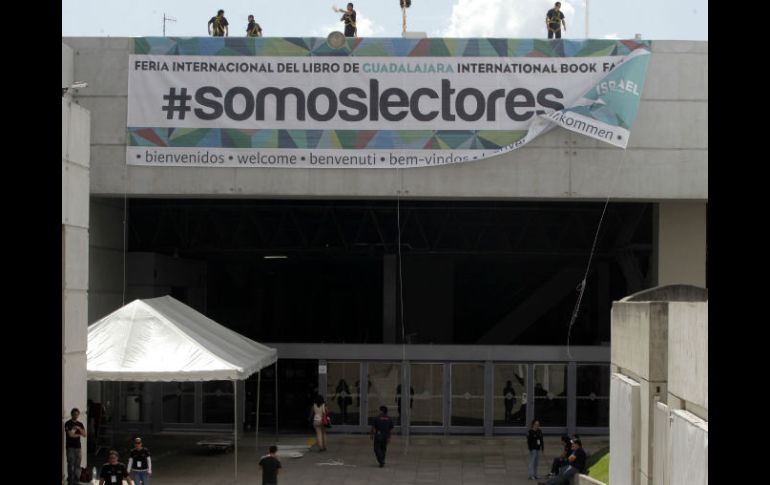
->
443 0 578 38
356 15 385 37
603 33 620 39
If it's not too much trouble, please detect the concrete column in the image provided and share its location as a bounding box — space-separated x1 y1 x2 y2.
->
318 360 328 406
382 255 397 343
360 362 369 427
567 362 577 435
483 361 493 436
654 202 707 287
526 365 535 427
62 93 91 478
401 362 410 434
236 380 246 434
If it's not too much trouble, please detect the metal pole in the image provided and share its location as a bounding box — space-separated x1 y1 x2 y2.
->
234 380 238 480
402 7 407 34
256 371 261 455
274 361 279 441
162 13 176 37
585 0 589 38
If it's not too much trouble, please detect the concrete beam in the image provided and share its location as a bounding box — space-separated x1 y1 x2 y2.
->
264 343 609 362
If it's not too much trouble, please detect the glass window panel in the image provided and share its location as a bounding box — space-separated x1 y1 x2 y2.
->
203 381 233 423
162 382 195 423
576 365 610 427
409 363 443 426
450 364 484 426
367 363 402 425
120 382 147 422
325 362 360 425
494 364 528 426
533 364 568 427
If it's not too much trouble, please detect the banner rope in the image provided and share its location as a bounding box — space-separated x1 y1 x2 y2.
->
397 168 409 455
566 154 628 358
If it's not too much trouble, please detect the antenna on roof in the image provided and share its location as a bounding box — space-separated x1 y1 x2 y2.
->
163 12 177 37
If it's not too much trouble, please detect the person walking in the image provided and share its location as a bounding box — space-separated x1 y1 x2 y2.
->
99 450 133 485
311 395 328 451
127 437 152 485
527 419 545 480
259 445 282 485
371 405 394 467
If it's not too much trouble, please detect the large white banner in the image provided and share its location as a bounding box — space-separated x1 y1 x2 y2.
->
127 37 651 168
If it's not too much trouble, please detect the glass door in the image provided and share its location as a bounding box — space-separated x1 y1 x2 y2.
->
325 362 361 426
409 363 444 431
494 364 528 430
449 363 485 432
366 362 402 426
533 364 568 429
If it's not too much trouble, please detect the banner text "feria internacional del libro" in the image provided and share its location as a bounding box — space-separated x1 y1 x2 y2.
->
127 37 651 168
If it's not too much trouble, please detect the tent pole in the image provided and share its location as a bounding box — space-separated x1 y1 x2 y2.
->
256 371 261 456
234 379 238 481
274 360 279 442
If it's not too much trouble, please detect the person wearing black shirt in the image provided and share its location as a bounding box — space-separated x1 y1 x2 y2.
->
127 437 152 485
548 435 572 477
371 405 395 467
335 3 357 37
64 408 86 485
259 445 282 485
208 9 229 37
527 419 545 480
539 439 587 485
503 380 516 424
100 450 133 485
545 2 566 39
246 15 262 37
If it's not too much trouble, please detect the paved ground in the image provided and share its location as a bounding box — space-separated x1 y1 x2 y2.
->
85 432 608 485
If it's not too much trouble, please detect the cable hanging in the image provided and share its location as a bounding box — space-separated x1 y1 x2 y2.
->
566 155 628 358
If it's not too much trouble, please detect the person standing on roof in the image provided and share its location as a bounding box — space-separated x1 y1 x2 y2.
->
247 15 263 37
546 2 566 39
335 3 357 37
208 9 229 37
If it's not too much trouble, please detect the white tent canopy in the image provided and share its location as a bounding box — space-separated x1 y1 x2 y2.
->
87 296 277 479
87 296 276 381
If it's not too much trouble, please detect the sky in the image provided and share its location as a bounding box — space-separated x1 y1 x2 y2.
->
62 0 707 41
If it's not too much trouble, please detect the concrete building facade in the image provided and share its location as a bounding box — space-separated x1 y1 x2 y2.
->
62 42 91 477
61 38 706 446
